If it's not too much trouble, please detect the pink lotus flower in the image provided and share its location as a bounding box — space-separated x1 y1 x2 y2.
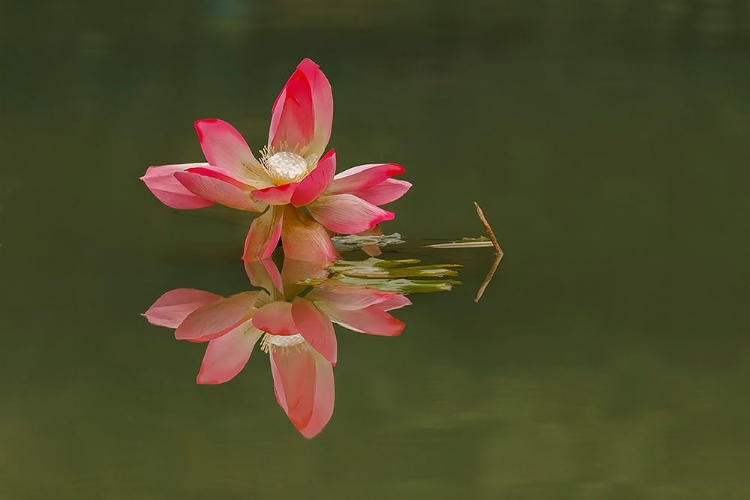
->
143 258 410 438
141 58 411 262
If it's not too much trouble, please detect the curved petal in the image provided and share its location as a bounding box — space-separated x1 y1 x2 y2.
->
186 165 254 186
329 163 405 194
251 183 299 206
291 149 336 207
281 206 340 262
243 206 284 262
141 164 215 209
308 194 394 234
174 170 264 212
244 259 284 296
175 291 259 341
377 294 412 312
269 71 314 153
297 58 333 160
291 298 337 365
299 350 335 439
320 304 405 337
143 289 222 328
195 119 273 188
251 301 298 336
196 323 263 385
307 286 399 311
270 346 334 439
280 259 331 294
350 178 412 206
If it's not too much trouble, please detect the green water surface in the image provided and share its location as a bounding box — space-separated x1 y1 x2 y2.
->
1 1 748 498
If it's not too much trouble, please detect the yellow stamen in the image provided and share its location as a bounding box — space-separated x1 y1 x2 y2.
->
260 333 308 355
259 144 317 185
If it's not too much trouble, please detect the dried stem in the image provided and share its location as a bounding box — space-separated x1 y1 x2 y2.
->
473 202 503 257
420 202 504 302
473 202 503 303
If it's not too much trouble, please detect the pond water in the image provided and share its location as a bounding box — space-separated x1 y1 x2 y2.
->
1 1 748 498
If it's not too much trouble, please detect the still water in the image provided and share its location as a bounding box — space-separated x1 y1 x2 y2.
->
1 1 748 498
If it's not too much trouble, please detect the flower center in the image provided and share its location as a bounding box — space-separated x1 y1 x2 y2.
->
260 333 308 355
264 152 308 185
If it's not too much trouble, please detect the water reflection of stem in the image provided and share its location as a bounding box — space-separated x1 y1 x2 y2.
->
475 253 502 303
473 202 503 303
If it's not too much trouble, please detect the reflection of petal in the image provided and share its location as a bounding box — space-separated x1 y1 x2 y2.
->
307 285 399 311
299 351 335 439
244 259 284 297
320 303 406 337
197 323 263 385
252 301 297 336
291 297 337 365
143 289 222 328
376 294 412 312
175 291 258 341
270 346 334 439
245 258 331 301
280 258 330 293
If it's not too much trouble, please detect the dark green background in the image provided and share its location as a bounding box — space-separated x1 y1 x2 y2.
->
1 1 748 498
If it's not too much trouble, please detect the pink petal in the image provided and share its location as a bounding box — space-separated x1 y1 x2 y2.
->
174 170 264 212
308 194 394 234
280 259 331 292
251 301 298 336
291 298 337 365
243 206 283 262
194 119 273 188
281 206 341 262
196 323 263 385
307 286 399 311
251 183 299 206
297 58 333 160
175 291 258 341
322 304 406 337
377 294 412 312
269 70 314 153
299 351 335 439
329 163 405 194
270 346 335 439
291 149 336 207
141 164 215 209
244 259 284 296
270 346 313 433
350 178 412 206
186 166 253 187
143 289 222 328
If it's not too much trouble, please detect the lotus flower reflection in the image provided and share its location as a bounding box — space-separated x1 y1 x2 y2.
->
143 259 410 438
141 58 411 262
